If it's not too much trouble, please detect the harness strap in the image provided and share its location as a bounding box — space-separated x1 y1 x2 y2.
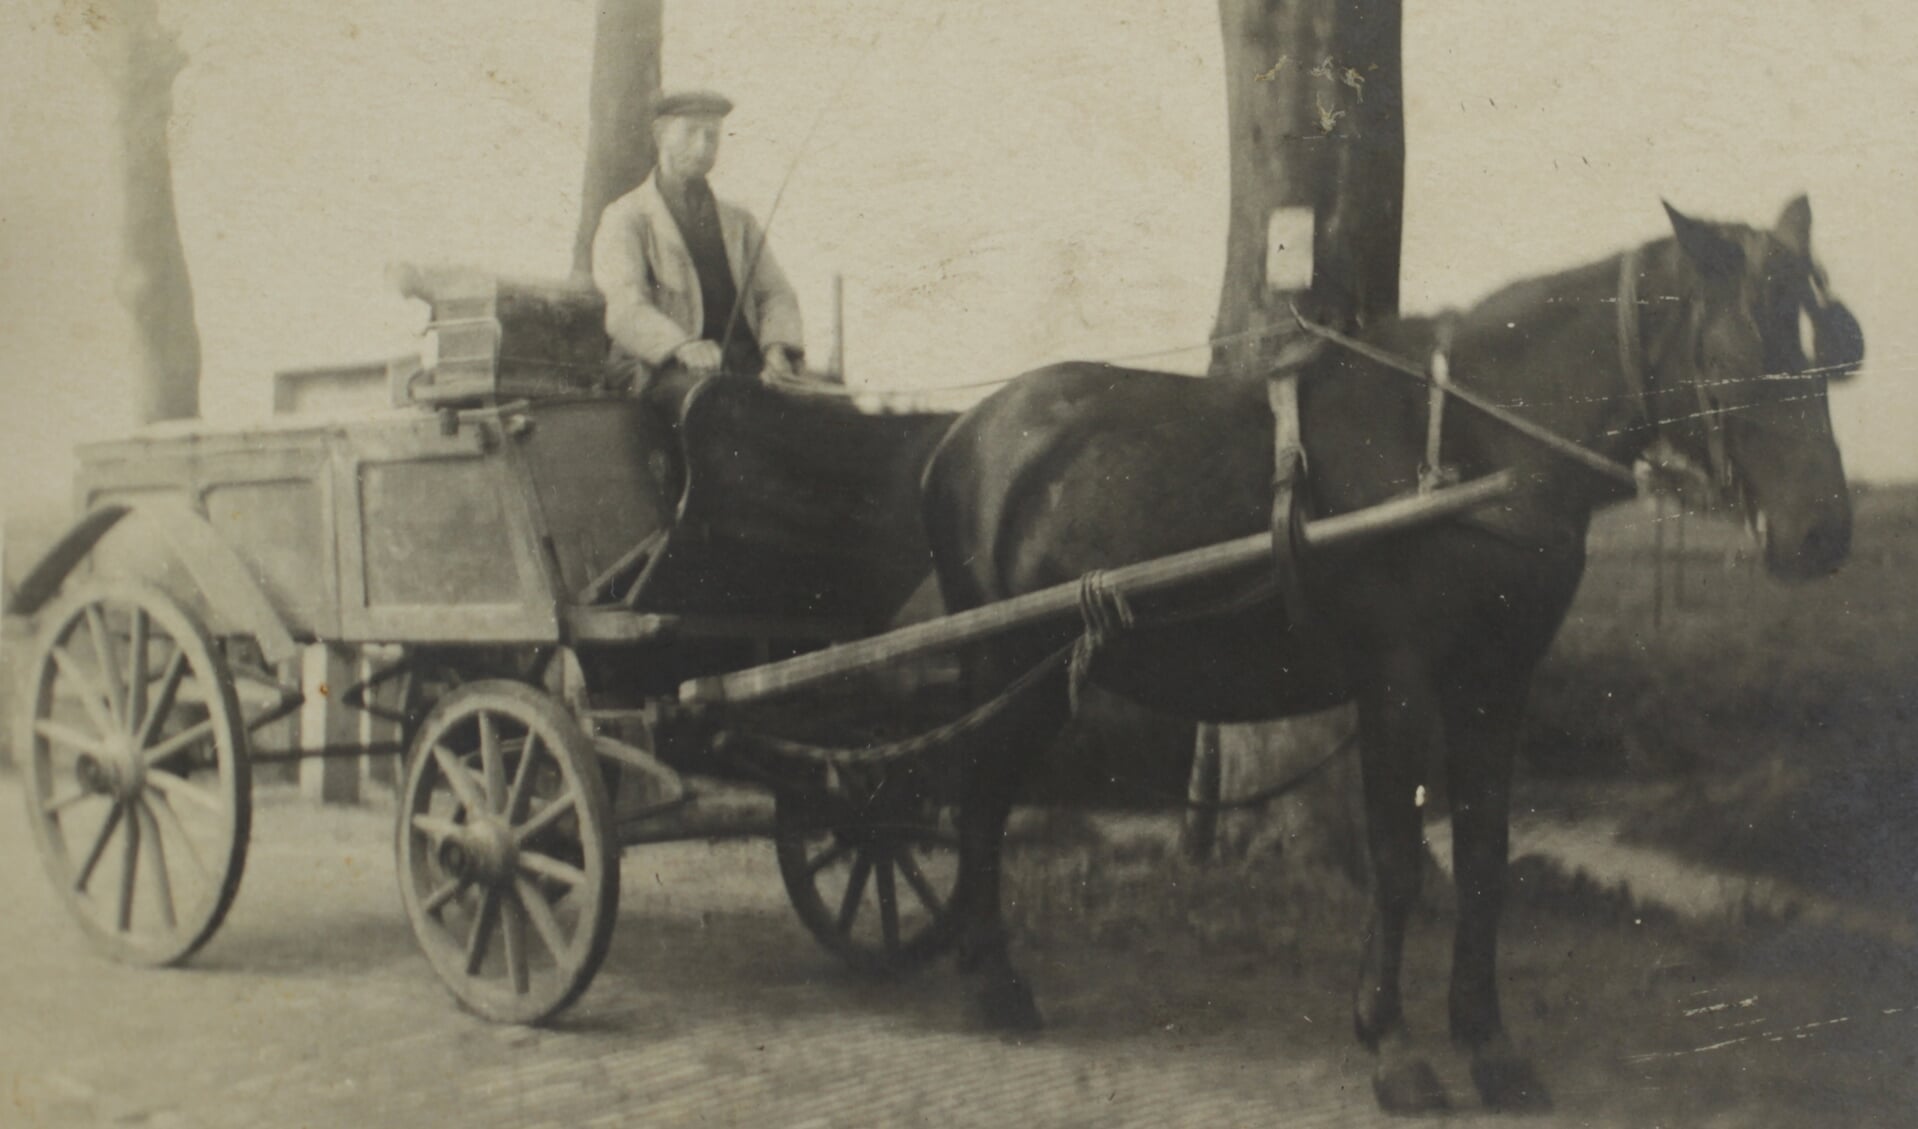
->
1698 382 1735 493
1266 371 1312 624
1420 317 1461 493
1070 570 1135 711
1617 249 1650 427
1289 302 1642 490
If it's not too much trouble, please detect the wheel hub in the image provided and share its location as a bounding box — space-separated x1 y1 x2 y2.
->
77 736 147 803
439 818 517 886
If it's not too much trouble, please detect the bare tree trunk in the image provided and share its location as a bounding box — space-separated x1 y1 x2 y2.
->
1186 0 1404 867
1209 0 1402 376
571 0 664 280
97 0 201 424
1208 0 1335 379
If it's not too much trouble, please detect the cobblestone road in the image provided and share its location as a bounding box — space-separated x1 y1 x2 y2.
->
3 779 1912 1128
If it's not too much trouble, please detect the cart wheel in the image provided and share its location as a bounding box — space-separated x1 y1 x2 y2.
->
397 681 619 1024
19 580 251 967
774 788 962 975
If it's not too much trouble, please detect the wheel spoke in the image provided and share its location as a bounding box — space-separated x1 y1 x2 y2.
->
517 850 586 890
145 790 207 881
137 801 176 931
464 888 501 976
147 771 223 816
41 789 98 817
126 607 150 738
73 802 125 894
876 853 901 953
836 852 873 934
502 893 530 994
51 646 120 743
135 650 189 751
143 717 216 770
513 877 569 960
421 876 470 916
803 841 854 881
512 790 577 846
478 712 505 812
893 846 947 917
410 813 464 842
34 719 110 760
84 605 126 730
502 733 540 824
430 744 487 816
117 801 142 932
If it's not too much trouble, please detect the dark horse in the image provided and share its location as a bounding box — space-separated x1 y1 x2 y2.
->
919 199 1861 1112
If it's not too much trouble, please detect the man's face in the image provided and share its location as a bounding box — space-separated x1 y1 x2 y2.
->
655 114 723 181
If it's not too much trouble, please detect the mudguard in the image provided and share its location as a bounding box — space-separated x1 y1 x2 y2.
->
4 500 300 666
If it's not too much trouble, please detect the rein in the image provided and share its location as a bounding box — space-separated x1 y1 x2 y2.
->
1288 254 1671 493
1290 309 1642 490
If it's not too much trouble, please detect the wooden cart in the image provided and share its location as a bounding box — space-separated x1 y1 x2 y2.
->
8 275 1510 1023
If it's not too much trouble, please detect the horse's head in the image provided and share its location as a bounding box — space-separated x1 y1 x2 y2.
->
1656 197 1862 581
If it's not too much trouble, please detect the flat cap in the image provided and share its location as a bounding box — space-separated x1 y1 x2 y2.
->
653 90 734 120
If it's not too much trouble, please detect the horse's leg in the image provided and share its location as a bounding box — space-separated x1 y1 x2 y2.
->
1439 668 1552 1111
950 645 1071 1034
1352 647 1450 1113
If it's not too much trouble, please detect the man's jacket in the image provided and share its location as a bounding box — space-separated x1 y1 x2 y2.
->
591 173 804 371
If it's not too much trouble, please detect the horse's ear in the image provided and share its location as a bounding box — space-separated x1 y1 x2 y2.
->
1775 194 1813 257
1664 200 1745 278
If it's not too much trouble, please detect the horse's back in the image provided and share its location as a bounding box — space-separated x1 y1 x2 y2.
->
922 362 1359 718
924 362 1276 607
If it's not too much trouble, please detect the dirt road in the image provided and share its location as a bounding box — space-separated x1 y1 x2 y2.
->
2 779 1911 1128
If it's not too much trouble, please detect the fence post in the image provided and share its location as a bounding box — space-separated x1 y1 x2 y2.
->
1651 493 1666 631
1181 723 1223 862
1675 506 1688 610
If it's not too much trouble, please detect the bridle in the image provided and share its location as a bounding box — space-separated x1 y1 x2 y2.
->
1291 237 1848 514
1288 262 1655 495
1614 248 1741 506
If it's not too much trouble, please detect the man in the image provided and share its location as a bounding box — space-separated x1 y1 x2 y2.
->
591 90 812 386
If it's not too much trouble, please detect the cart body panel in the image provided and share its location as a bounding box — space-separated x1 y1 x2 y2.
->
39 385 951 652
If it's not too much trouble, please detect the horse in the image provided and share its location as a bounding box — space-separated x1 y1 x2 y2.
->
917 197 1861 1113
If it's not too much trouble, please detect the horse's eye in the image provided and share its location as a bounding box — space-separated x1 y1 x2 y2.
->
1799 306 1817 364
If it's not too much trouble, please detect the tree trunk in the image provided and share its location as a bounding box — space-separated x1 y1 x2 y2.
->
98 0 201 424
1209 0 1403 376
571 0 665 280
1185 0 1404 866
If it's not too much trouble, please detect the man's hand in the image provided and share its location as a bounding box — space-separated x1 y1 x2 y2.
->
673 339 724 374
761 344 800 382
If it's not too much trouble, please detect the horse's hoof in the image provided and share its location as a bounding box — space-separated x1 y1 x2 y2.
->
1470 1045 1552 1112
975 973 1045 1034
1373 1055 1449 1115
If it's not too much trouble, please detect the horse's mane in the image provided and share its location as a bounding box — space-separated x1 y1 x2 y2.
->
1463 242 1658 334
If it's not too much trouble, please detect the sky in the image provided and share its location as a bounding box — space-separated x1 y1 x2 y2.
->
2 0 1914 530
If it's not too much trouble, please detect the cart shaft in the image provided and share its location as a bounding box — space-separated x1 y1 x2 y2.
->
679 470 1517 706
